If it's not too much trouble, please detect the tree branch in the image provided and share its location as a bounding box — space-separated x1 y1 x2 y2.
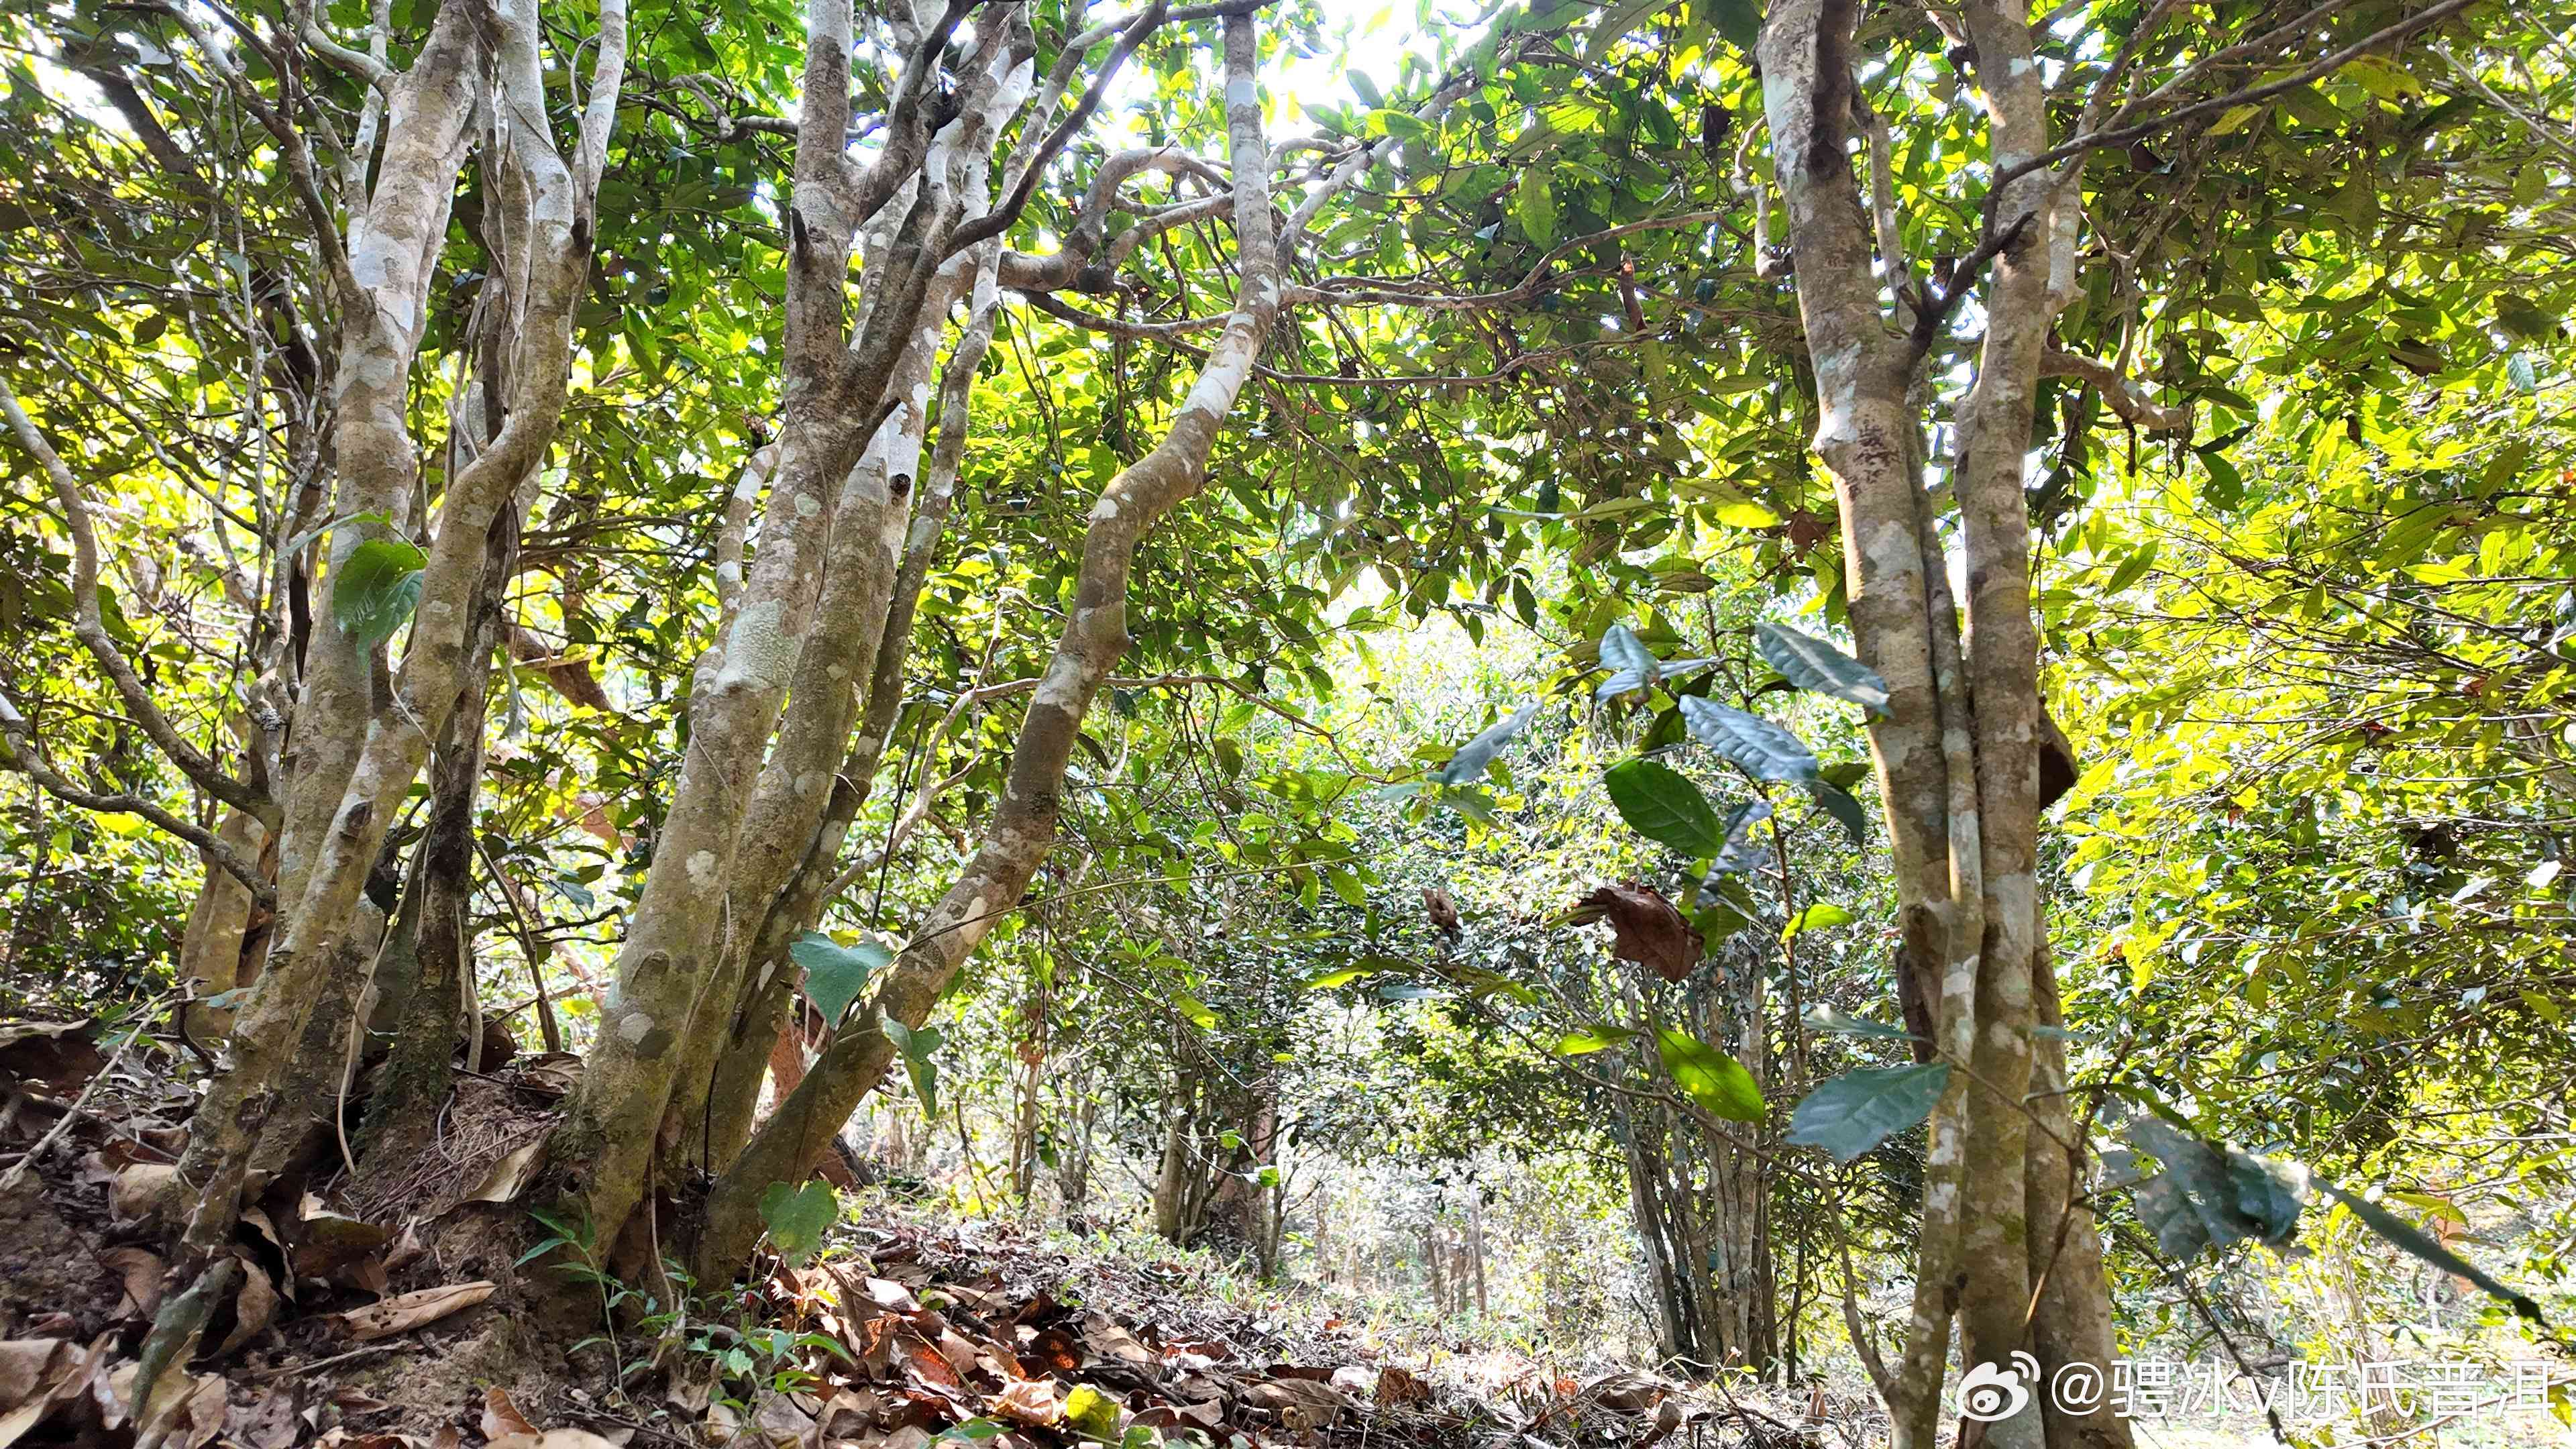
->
0 695 274 908
0 378 274 826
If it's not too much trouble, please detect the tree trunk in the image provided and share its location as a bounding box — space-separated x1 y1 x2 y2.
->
694 10 1316 1280
1752 1 2133 1444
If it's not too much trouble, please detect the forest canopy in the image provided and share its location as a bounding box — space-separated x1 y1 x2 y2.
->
2 0 2573 1444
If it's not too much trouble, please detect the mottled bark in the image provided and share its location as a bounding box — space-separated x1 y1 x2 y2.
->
358 502 517 1177
1754 0 2127 1444
547 0 1020 1254
695 11 1286 1278
168 0 623 1267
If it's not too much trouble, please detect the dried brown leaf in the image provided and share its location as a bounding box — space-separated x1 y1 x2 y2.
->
335 1281 495 1342
1572 882 1701 982
463 1140 547 1205
99 1246 164 1318
216 1258 278 1356
110 1163 179 1226
484 1386 539 1440
0 1339 72 1411
989 1379 1059 1427
1375 1365 1430 1407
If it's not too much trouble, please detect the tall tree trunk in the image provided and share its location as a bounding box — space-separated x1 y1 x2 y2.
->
358 500 516 1176
1753 1 2131 1444
166 0 625 1272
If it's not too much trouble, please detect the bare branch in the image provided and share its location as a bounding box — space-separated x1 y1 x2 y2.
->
2041 348 2193 433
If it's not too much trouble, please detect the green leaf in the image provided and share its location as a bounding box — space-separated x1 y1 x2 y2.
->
881 1017 943 1115
1173 994 1218 1030
1802 1005 1917 1041
1604 758 1725 855
789 932 892 1026
1781 901 1853 939
2123 1115 2308 1260
1554 1024 1640 1055
1065 1385 1122 1440
2318 1182 2553 1330
1655 1027 1765 1121
331 537 428 649
1680 698 1818 782
1514 171 1557 248
1435 701 1540 784
1754 623 1888 717
1704 0 1760 52
2103 541 2159 594
756 1179 839 1267
1373 109 1431 142
1599 622 1658 682
1786 1064 1948 1163
1803 779 1868 845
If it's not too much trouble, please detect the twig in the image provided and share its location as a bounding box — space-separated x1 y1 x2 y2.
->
244 1343 400 1381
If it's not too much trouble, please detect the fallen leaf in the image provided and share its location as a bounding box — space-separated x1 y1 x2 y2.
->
217 1258 279 1356
511 1053 583 1097
989 1379 1059 1427
1077 1316 1150 1366
1375 1366 1430 1407
101 1246 165 1318
292 1213 392 1279
817 1387 881 1438
485 1433 626 1449
742 1391 812 1449
1024 1326 1081 1375
484 1387 539 1440
1062 1384 1122 1440
0 1020 103 1095
0 1339 72 1411
111 1163 179 1226
463 1140 546 1205
1244 1379 1350 1430
335 1281 495 1342
138 1371 227 1449
901 1337 961 1390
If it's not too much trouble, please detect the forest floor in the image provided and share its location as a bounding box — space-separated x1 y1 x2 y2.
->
0 1018 1854 1449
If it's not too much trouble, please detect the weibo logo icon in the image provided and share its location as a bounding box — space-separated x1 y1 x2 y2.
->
1954 1352 2039 1423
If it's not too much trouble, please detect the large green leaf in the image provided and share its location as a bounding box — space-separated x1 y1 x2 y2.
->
331 538 427 649
1786 1063 1949 1163
1603 757 1724 855
881 1018 943 1116
2317 1183 2553 1331
2122 1115 2308 1260
1655 1028 1765 1122
789 932 891 1027
756 1179 838 1266
1514 171 1556 247
1754 623 1888 717
1554 1024 1640 1056
1435 701 1540 784
1705 0 1761 52
1680 698 1818 782
1803 778 1868 845
1597 623 1659 699
1780 901 1853 939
